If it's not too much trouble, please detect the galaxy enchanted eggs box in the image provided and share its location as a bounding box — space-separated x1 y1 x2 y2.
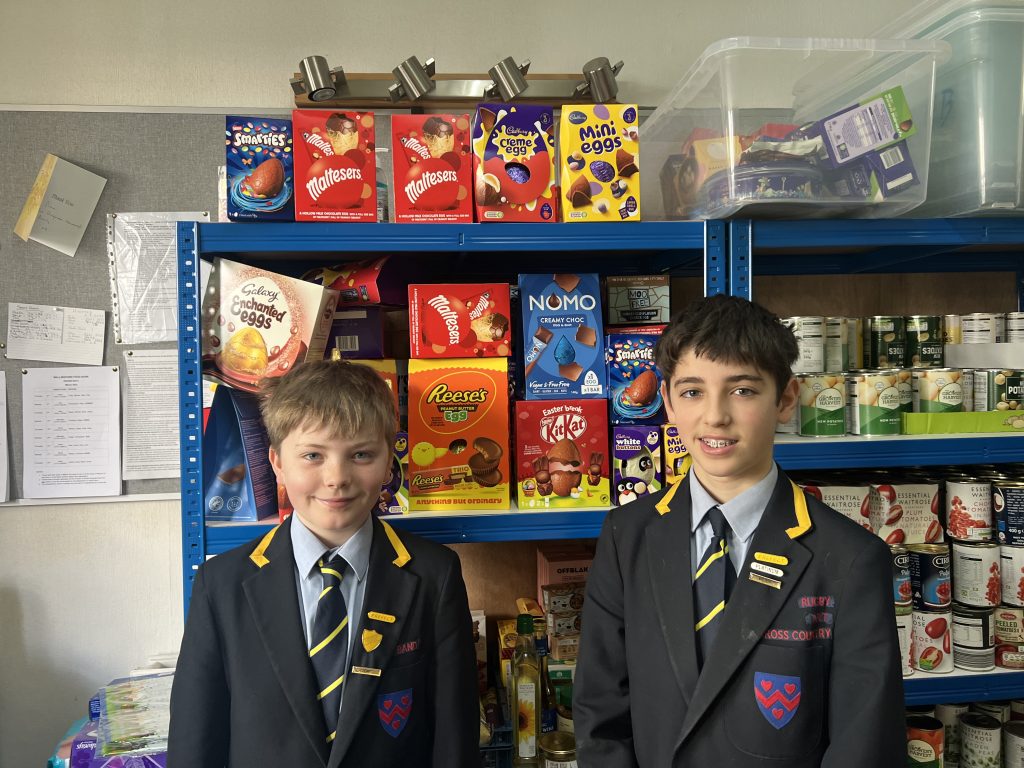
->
226 115 294 221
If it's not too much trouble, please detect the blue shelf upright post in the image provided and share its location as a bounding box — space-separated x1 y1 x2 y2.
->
705 220 727 296
177 221 206 618
728 220 752 299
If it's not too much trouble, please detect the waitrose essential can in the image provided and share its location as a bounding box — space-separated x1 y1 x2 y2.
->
893 545 913 608
797 373 846 437
1004 721 1024 767
944 314 963 345
906 315 944 368
897 607 913 676
935 703 969 764
847 317 864 370
912 368 965 413
1003 547 1024 607
996 605 1024 643
995 482 1024 546
913 609 953 673
972 701 1010 723
952 604 996 671
959 712 1001 767
784 316 825 374
946 478 993 541
866 315 906 368
824 316 849 372
1008 312 1024 342
906 715 945 765
846 369 903 436
910 543 952 609
962 312 1005 343
961 368 975 411
952 541 1000 607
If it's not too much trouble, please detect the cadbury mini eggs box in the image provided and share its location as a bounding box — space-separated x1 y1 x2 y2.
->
560 104 640 222
605 330 665 424
226 115 294 221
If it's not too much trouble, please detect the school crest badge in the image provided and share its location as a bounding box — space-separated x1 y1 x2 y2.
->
378 689 412 738
754 672 800 729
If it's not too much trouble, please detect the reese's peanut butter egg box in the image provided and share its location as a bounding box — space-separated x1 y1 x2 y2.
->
519 273 605 400
201 258 338 392
226 116 294 221
408 283 512 358
560 105 640 222
605 331 665 425
292 110 376 222
612 425 663 507
515 399 610 509
392 114 473 223
473 104 558 222
408 358 510 510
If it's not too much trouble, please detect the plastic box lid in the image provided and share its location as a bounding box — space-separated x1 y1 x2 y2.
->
873 0 1024 39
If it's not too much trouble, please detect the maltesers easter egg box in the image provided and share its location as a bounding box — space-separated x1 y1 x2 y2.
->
292 110 376 221
408 283 512 358
392 114 473 223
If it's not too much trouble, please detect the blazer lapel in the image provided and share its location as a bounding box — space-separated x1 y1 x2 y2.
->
645 478 700 708
328 518 419 768
242 517 331 766
677 473 812 748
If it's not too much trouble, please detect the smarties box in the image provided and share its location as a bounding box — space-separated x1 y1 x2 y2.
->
472 104 558 222
226 115 294 221
392 114 473 223
408 283 512 358
560 104 640 221
612 425 664 506
519 273 606 400
606 331 665 424
515 399 610 509
292 110 376 221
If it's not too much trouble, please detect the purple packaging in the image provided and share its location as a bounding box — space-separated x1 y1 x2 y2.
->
519 273 605 399
828 140 920 200
612 426 663 506
376 431 409 515
70 721 98 768
226 115 294 221
88 755 166 768
605 331 665 424
328 307 386 359
203 386 277 522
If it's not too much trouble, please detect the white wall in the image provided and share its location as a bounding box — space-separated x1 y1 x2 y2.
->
0 0 918 764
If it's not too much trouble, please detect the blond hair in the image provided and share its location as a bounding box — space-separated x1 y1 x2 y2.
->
259 361 397 449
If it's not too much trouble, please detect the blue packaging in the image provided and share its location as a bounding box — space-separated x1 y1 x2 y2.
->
828 140 920 200
226 115 294 221
605 331 665 424
612 425 663 506
519 273 605 399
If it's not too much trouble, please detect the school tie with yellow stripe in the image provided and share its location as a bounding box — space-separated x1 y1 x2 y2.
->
310 554 349 742
693 506 737 668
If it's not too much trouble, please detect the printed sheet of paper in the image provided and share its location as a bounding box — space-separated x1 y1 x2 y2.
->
22 367 121 499
0 372 8 502
5 302 106 365
14 154 107 257
107 212 208 344
122 349 180 480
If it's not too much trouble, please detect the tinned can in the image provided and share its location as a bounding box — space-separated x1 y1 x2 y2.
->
776 406 799 435
952 541 1000 607
1002 546 1024 607
847 317 864 371
958 712 1001 767
996 605 1024 643
846 369 902 436
974 368 1024 412
972 701 1010 723
995 481 1024 546
912 609 953 673
946 478 992 541
824 316 849 372
797 373 846 437
943 314 962 345
935 703 969 764
905 315 944 367
1012 700 1024 722
893 545 913 608
906 714 945 765
866 315 906 368
784 316 825 374
998 643 1024 670
962 312 1005 343
952 604 996 671
911 367 965 413
896 607 913 677
909 543 952 609
1008 311 1024 342
961 368 975 411
898 369 914 413
539 731 577 768
1004 721 1024 767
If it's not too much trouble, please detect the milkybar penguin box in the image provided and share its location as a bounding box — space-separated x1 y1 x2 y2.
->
560 104 640 222
408 283 512 358
612 425 663 507
201 258 339 391
519 273 605 400
292 110 376 221
515 399 610 509
472 104 558 222
407 358 510 510
226 116 294 221
392 114 473 223
605 331 665 424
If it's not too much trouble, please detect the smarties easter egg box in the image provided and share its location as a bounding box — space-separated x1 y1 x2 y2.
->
226 115 294 221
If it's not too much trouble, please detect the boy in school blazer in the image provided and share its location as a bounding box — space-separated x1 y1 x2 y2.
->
168 361 479 768
573 296 904 767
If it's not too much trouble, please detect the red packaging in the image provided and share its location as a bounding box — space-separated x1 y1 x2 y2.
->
408 283 512 358
515 399 610 509
391 114 473 223
292 109 376 221
304 256 422 307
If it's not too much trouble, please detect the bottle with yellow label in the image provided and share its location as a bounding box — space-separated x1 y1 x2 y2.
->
513 614 541 764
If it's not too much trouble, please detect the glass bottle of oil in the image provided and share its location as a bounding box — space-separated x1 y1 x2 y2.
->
512 613 541 765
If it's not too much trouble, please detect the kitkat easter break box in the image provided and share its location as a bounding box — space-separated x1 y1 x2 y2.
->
392 114 473 223
292 110 376 221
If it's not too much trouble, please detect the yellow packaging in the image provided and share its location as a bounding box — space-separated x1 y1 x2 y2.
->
498 617 518 688
559 104 640 222
662 424 689 483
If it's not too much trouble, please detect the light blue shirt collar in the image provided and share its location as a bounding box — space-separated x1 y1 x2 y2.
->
290 512 373 583
689 463 778 544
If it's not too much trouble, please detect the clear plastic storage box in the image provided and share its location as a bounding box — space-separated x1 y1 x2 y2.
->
640 37 949 220
874 1 1024 217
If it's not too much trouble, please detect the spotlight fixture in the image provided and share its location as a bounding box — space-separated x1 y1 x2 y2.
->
289 55 347 102
388 56 437 102
573 57 624 103
485 57 531 101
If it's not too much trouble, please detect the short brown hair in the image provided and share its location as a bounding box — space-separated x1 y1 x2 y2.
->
654 295 798 402
259 361 397 449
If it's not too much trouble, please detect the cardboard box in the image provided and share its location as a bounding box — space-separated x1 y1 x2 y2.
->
408 283 512 358
515 400 610 510
519 273 606 399
559 104 640 222
472 104 558 222
606 331 665 424
612 425 664 506
391 114 473 223
328 307 386 359
470 609 487 694
292 110 376 222
606 275 671 326
376 431 409 515
226 115 294 221
662 424 689 484
201 258 338 392
303 255 423 308
407 358 510 510
537 542 595 608
497 617 518 688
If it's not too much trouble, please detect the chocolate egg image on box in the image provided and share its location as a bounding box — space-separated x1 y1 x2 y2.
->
243 158 285 198
624 370 658 406
220 327 269 376
547 438 582 470
551 469 582 497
